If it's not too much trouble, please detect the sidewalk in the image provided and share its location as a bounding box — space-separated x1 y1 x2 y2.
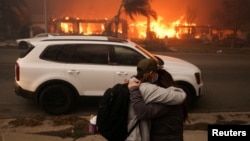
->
0 130 207 141
1 112 250 141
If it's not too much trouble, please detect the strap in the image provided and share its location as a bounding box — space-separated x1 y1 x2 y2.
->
127 120 140 137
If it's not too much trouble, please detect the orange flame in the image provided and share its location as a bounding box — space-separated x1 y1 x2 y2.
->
60 22 74 33
79 23 105 35
54 15 196 39
129 16 196 39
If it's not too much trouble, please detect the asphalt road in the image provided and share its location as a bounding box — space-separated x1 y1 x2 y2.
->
162 52 250 113
1 48 250 118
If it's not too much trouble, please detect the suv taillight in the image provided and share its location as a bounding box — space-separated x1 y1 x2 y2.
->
15 62 20 81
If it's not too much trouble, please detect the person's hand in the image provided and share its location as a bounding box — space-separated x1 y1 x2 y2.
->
128 80 141 88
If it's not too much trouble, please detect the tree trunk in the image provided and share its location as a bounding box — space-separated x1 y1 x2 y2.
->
146 16 151 40
231 29 238 48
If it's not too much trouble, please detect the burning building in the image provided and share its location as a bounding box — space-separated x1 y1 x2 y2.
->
49 15 204 40
49 16 128 38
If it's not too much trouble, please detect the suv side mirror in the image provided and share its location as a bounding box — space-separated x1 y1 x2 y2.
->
154 55 164 66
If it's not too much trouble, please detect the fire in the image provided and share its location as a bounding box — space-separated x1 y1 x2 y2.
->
58 17 76 34
60 22 74 33
79 23 105 35
51 15 197 39
129 16 196 39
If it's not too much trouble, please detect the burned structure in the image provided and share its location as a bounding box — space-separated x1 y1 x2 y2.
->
49 16 128 38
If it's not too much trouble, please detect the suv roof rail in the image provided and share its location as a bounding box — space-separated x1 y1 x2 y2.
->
40 35 128 43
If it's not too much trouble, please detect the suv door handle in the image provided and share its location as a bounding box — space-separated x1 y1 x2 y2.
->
67 70 80 75
116 71 128 75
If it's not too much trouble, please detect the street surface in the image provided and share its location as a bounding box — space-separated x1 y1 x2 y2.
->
1 47 250 118
163 52 250 113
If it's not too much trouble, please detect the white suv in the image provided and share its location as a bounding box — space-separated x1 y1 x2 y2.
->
14 35 203 115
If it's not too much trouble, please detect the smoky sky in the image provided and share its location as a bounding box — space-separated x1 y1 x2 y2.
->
25 0 222 24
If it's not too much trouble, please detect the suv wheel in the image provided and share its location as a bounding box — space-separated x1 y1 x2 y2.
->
39 84 75 115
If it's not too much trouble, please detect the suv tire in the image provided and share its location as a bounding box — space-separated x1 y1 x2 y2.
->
39 84 75 115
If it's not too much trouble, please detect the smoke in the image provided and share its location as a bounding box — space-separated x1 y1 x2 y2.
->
25 0 120 19
151 0 222 24
26 0 222 24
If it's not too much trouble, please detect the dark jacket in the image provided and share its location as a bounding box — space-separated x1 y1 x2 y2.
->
150 105 184 141
151 69 186 141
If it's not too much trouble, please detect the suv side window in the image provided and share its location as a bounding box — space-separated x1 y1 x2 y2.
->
41 44 109 64
19 46 34 58
40 45 75 62
72 44 109 64
114 46 145 66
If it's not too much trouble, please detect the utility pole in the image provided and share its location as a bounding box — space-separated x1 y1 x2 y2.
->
0 0 6 39
44 0 48 33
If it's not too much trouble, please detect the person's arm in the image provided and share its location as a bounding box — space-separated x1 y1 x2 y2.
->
140 83 186 105
128 82 169 120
